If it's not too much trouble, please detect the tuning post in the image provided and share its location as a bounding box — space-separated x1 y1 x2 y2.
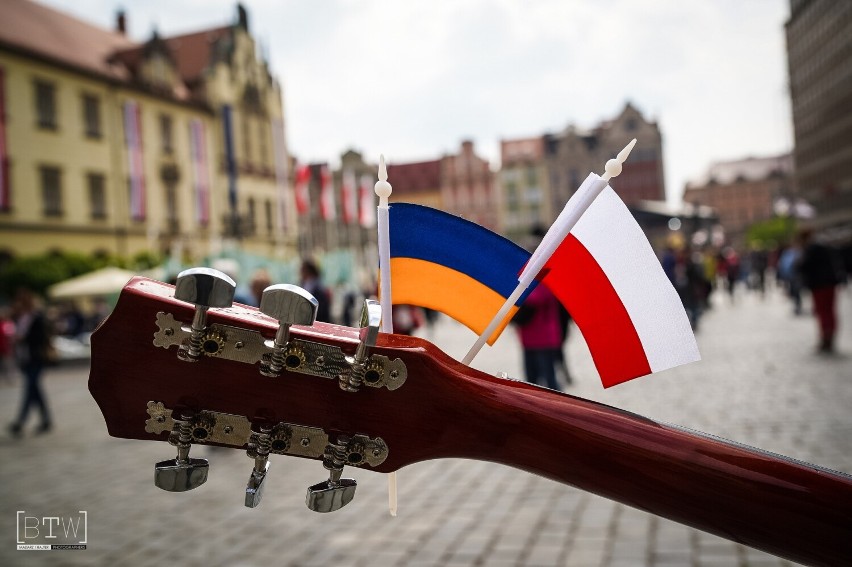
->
244 423 275 508
173 267 236 362
154 411 209 492
259 284 318 377
340 300 382 392
306 435 358 513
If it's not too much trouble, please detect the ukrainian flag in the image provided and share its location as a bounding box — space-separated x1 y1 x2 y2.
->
388 203 533 344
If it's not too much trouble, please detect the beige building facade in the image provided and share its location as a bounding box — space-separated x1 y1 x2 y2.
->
0 1 293 261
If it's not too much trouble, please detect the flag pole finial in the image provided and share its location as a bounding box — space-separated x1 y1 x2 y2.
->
375 154 392 207
601 138 637 181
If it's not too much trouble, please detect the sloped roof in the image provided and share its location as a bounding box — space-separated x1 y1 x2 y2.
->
111 25 232 86
1 0 233 102
0 0 136 79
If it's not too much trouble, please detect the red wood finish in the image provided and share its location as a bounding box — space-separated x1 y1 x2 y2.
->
90 278 852 566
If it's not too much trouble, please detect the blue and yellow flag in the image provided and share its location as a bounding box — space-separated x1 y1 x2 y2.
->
388 203 533 344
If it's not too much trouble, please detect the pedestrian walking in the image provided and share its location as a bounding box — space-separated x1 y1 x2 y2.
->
798 229 845 353
7 288 52 437
515 284 563 391
300 259 332 323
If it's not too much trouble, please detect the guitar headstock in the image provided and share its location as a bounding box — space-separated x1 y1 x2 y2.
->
89 270 533 512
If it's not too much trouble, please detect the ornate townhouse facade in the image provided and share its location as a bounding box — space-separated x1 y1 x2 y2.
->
0 0 294 261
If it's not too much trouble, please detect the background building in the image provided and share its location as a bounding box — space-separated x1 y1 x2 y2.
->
498 103 665 245
499 137 548 244
0 0 293 262
682 154 795 243
785 0 852 236
440 140 498 231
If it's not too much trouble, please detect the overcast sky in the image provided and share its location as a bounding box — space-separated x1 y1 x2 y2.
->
39 0 793 203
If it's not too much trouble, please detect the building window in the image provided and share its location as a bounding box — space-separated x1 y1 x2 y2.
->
247 197 256 234
83 94 101 138
40 166 62 216
35 80 57 130
159 114 173 154
242 115 253 165
88 173 107 219
165 182 178 233
265 199 273 232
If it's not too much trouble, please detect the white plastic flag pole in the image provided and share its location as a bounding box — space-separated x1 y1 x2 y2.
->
374 155 398 516
461 139 637 366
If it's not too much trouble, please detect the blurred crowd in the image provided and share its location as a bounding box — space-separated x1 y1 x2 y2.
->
659 230 849 352
2 232 848 437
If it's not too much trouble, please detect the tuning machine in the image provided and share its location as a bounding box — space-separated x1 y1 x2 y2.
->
339 299 382 392
154 411 209 492
173 267 236 362
259 284 318 377
306 435 360 513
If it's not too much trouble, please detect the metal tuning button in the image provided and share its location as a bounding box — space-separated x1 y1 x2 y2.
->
154 412 209 492
244 424 273 508
306 435 358 513
339 299 382 392
259 284 318 377
173 267 236 362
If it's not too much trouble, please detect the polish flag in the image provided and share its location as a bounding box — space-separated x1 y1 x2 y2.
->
294 164 311 216
319 165 336 221
540 178 700 387
341 169 357 224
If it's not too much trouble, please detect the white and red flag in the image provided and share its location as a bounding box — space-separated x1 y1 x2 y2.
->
319 164 336 221
538 177 699 386
463 140 699 387
341 169 358 224
359 174 376 227
294 164 311 216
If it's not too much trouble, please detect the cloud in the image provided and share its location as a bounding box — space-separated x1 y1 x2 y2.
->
37 0 793 201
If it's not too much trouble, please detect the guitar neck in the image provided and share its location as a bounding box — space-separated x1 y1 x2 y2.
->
441 368 852 566
89 277 852 566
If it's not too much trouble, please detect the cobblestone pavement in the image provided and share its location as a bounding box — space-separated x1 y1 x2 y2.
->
1 285 851 566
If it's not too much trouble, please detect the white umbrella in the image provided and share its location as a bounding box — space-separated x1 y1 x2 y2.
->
47 267 137 300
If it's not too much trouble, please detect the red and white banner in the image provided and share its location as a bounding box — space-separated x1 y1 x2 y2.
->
341 169 357 224
319 164 336 221
294 164 311 216
540 175 700 387
188 119 210 225
123 100 146 221
359 174 375 227
271 118 289 232
0 67 12 211
0 67 9 211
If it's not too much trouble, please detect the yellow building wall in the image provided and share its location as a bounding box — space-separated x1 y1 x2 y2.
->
1 24 294 263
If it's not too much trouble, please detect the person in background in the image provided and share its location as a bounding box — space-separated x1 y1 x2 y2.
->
777 242 804 315
300 259 331 323
392 304 425 336
248 269 272 307
8 288 52 437
516 284 563 392
554 303 573 386
798 229 845 353
0 307 14 384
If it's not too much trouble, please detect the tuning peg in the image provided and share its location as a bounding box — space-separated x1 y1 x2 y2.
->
259 284 318 377
339 299 382 392
306 436 358 513
173 267 236 362
244 424 273 508
155 412 209 492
